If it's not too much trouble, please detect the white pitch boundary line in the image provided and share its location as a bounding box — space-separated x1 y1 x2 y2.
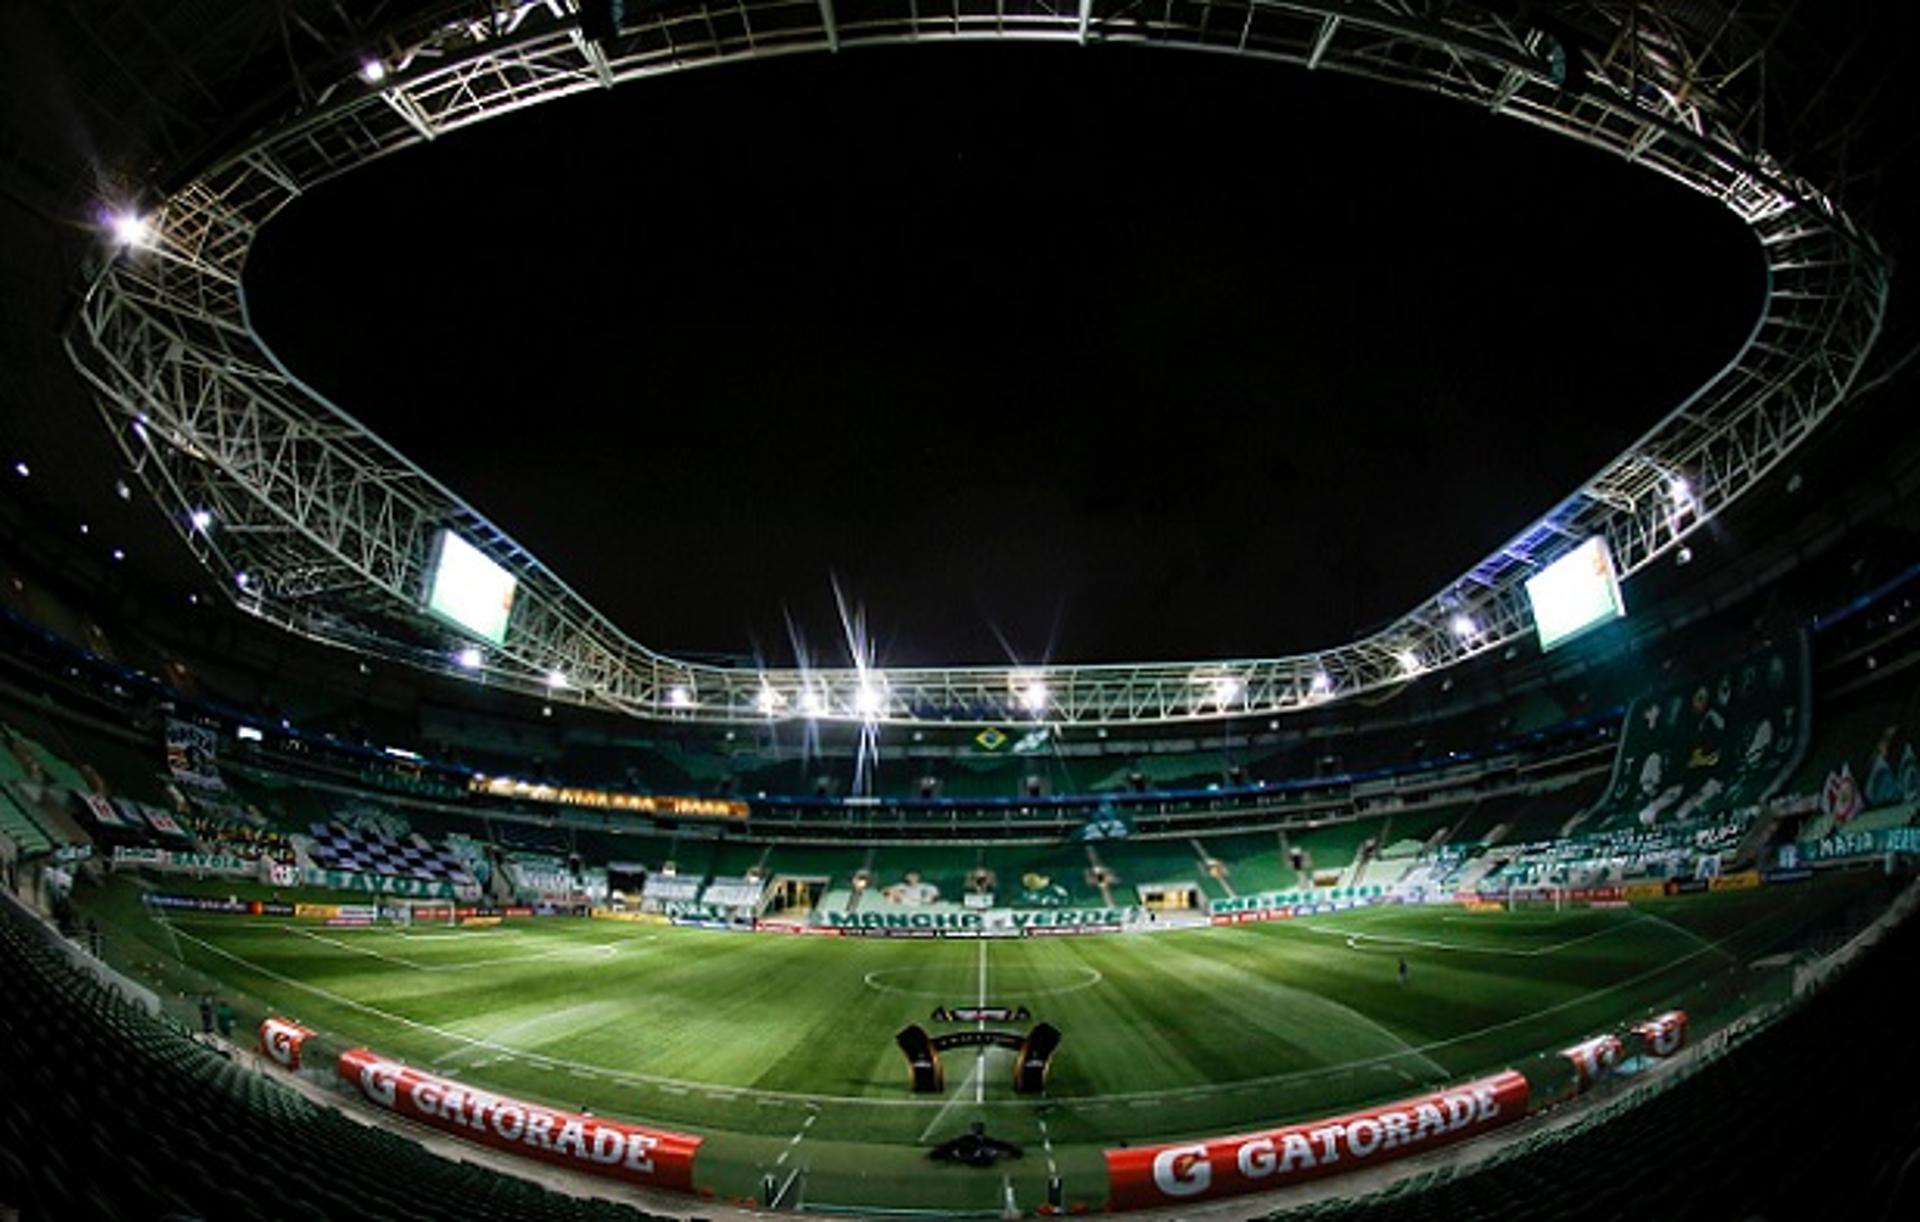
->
160 914 1763 1111
774 1109 820 1167
1298 915 1649 958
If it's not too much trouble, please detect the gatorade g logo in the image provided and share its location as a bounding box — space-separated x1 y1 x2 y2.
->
1152 1145 1212 1197
361 1058 401 1107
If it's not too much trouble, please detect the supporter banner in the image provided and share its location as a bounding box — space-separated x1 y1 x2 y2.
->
821 907 1149 935
1632 1011 1688 1058
301 866 466 900
1210 886 1384 917
1798 825 1920 864
138 804 186 837
468 774 746 820
1560 1034 1623 1093
1708 870 1762 892
111 845 254 876
78 792 130 827
164 719 227 792
261 1017 315 1070
1106 1072 1528 1209
338 1049 699 1191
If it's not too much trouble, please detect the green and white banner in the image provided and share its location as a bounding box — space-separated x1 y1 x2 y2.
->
1792 824 1920 864
112 845 257 877
1210 885 1384 917
301 866 475 900
821 906 1149 935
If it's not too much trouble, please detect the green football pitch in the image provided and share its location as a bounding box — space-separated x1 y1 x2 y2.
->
84 870 1888 1213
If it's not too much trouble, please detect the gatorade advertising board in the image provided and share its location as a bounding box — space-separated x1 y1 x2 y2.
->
1105 1071 1528 1209
338 1049 700 1191
260 1017 315 1070
1633 1010 1688 1058
1561 1034 1625 1092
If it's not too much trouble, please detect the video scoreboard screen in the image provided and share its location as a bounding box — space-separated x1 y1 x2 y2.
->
1525 536 1625 652
425 529 516 645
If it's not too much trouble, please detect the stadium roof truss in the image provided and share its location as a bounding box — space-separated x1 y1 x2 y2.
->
65 0 1889 727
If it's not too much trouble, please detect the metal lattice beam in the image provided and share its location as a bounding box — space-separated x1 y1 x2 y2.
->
64 0 1891 726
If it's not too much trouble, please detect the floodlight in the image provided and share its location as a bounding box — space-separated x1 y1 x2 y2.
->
1668 476 1693 507
667 685 693 708
11 461 26 478
1450 613 1478 639
111 548 125 562
1016 680 1049 712
359 59 388 84
1397 650 1422 675
454 646 483 670
108 211 151 248
853 685 884 717
798 689 824 717
234 571 250 589
1309 671 1332 696
189 509 213 531
546 669 569 689
755 686 783 715
1211 677 1243 706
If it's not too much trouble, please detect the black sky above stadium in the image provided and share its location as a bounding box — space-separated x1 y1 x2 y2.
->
247 43 1762 668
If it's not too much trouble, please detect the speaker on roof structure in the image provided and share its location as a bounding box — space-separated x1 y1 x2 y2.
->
896 1025 944 1093
1013 1023 1061 1094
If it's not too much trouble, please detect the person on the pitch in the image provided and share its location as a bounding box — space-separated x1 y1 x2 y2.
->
1398 957 1410 986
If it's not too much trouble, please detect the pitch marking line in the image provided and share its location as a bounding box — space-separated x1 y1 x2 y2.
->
1299 916 1648 958
861 965 1103 999
775 1110 821 1167
161 915 1764 1111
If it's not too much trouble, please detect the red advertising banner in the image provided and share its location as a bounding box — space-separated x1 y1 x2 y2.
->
1104 1071 1528 1210
260 1017 315 1070
338 1049 699 1191
1560 1034 1624 1092
1632 1010 1688 1058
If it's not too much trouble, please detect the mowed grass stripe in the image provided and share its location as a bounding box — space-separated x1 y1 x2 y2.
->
142 872 1886 1152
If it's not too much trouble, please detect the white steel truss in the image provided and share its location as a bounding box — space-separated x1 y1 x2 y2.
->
65 0 1890 726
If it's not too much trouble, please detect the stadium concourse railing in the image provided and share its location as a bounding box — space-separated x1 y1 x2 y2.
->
64 0 1889 728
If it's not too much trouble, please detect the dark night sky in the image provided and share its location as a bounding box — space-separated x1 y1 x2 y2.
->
246 43 1761 668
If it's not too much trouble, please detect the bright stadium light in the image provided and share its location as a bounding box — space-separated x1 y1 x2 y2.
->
798 689 824 717
11 461 26 478
1668 476 1693 508
853 684 884 718
1450 613 1479 639
1015 679 1049 713
755 685 784 715
454 646 483 670
234 571 249 589
667 685 693 708
1309 671 1332 696
545 669 569 690
1397 649 1423 675
359 59 388 84
108 210 151 249
1212 677 1242 706
189 509 213 532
